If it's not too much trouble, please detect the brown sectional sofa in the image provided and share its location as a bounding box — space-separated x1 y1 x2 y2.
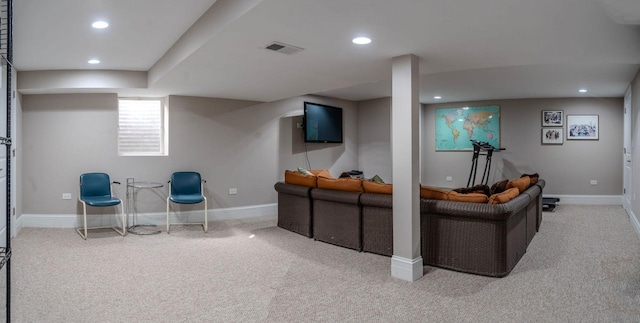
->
274 182 313 237
421 178 545 277
274 178 545 277
312 188 362 250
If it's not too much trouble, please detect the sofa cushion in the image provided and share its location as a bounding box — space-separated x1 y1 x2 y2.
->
490 179 509 195
362 181 392 194
285 170 317 187
317 177 363 192
506 177 530 193
488 187 520 204
420 186 450 200
447 191 489 203
311 169 333 178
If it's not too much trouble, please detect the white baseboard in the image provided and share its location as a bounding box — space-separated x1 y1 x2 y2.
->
626 208 640 240
543 194 622 205
391 255 424 282
17 203 277 231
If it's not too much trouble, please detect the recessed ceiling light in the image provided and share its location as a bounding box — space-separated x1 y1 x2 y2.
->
88 59 100 64
352 37 371 45
579 88 588 93
434 96 442 100
92 21 109 29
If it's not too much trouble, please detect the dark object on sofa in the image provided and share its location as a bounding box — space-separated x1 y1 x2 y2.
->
490 179 509 195
360 193 393 256
274 182 313 237
311 188 362 251
453 184 491 196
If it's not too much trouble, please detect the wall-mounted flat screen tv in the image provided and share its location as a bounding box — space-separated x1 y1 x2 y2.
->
304 102 343 143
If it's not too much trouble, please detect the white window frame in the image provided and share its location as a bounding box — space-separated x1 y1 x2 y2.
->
118 97 169 156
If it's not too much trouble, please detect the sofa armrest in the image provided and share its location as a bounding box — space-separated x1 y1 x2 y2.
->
420 192 531 221
535 179 546 191
311 188 361 204
522 183 542 200
360 193 392 208
274 181 312 198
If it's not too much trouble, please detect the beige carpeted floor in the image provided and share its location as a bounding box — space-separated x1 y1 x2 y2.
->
4 204 640 322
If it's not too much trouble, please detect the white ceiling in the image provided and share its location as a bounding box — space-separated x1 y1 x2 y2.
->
13 0 640 104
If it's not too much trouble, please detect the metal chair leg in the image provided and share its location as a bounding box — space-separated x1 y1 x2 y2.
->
76 202 88 240
166 198 171 234
204 197 208 233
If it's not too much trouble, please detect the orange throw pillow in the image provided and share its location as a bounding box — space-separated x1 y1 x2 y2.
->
284 170 317 187
506 177 530 193
420 186 450 200
488 187 520 204
447 191 489 203
362 181 393 194
317 177 363 192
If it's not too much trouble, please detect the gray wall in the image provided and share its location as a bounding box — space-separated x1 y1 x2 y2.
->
19 91 627 217
22 93 359 215
357 97 391 182
359 97 623 195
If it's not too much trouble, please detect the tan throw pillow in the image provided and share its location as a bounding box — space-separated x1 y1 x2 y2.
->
362 181 392 194
285 170 317 187
506 177 530 193
446 191 489 203
311 169 333 179
488 187 520 204
419 186 450 200
317 177 363 192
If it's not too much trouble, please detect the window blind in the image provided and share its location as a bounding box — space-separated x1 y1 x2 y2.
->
118 99 165 156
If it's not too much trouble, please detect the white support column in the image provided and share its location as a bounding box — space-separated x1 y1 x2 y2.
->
391 54 423 282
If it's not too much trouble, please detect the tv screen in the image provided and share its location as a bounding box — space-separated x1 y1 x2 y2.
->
304 102 343 143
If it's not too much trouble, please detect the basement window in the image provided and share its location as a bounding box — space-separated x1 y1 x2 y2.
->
118 98 168 156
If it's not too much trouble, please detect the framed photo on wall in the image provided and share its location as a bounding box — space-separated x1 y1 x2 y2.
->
541 128 563 145
542 110 563 126
567 114 599 140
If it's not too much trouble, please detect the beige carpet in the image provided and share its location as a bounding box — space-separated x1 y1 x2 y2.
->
5 204 640 322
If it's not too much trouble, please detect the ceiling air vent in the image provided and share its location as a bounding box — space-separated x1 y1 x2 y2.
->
265 41 304 55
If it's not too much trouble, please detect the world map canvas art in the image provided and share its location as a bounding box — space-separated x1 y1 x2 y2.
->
435 105 500 151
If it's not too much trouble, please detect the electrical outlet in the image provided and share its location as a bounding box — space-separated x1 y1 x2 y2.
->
62 193 72 200
229 188 238 195
590 180 597 185
446 176 453 182
296 122 303 129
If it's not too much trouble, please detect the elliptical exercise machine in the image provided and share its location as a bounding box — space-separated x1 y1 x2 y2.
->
466 140 505 187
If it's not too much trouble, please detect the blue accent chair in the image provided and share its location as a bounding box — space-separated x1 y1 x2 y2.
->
77 173 126 239
166 171 208 233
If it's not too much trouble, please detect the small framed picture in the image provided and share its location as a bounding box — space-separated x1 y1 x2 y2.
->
542 110 563 126
542 128 563 145
567 114 599 140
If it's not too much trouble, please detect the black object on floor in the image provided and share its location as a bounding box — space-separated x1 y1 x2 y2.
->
543 197 560 212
